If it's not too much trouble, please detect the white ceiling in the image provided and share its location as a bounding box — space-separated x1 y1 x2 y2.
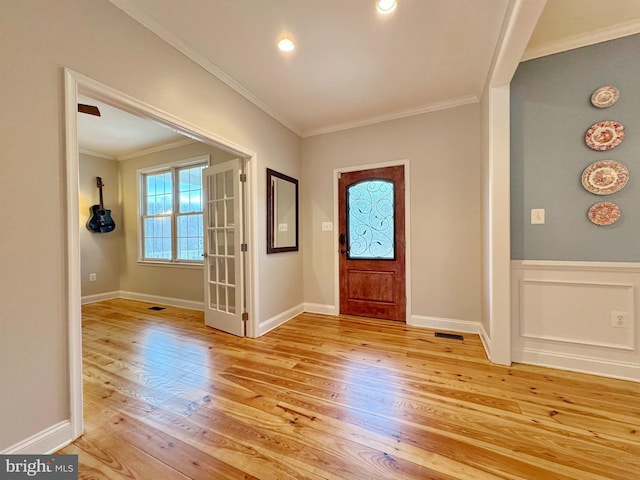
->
79 0 640 156
109 0 510 137
78 94 187 159
524 0 640 60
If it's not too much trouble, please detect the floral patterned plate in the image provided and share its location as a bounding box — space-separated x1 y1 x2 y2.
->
585 120 625 151
581 160 629 195
591 85 620 108
588 201 621 226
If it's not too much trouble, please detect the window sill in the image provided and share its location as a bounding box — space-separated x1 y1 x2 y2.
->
137 260 203 270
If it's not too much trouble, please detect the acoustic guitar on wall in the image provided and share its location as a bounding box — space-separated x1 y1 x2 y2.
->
87 176 116 233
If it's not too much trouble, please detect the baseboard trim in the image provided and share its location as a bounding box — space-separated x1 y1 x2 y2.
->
2 421 73 455
118 291 204 311
514 348 640 383
479 323 492 360
303 303 337 316
258 303 305 336
81 291 120 304
408 314 480 334
81 291 204 310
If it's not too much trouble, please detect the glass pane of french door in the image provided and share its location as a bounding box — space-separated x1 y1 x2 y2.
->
203 159 244 336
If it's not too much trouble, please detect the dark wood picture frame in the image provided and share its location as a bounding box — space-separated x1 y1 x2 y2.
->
267 168 299 254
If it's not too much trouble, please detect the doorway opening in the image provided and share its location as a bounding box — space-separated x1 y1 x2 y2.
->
64 69 257 441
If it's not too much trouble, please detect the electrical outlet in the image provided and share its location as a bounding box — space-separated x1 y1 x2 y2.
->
89 273 97 282
278 223 288 232
322 222 333 231
531 208 545 224
611 311 628 328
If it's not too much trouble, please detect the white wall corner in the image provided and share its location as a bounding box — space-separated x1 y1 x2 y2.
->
478 0 547 369
81 291 121 305
304 303 338 316
479 322 494 362
1 421 73 455
408 315 480 334
483 84 512 367
258 303 305 336
119 291 204 311
488 0 548 89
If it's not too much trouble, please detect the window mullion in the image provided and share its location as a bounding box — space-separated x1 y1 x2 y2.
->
171 166 178 262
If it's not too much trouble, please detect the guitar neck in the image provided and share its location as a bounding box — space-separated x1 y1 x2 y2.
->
97 177 105 209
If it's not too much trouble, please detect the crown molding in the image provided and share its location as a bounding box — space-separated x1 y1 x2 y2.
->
79 148 116 160
116 138 196 161
80 139 197 162
301 95 479 138
108 0 301 136
522 18 640 61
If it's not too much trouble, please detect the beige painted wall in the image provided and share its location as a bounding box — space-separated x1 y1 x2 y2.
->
0 0 301 451
80 154 123 296
301 104 482 323
118 142 237 302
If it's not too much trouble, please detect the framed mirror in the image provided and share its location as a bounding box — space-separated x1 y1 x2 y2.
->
267 168 299 253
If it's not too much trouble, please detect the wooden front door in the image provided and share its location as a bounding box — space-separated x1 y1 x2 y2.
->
338 165 406 321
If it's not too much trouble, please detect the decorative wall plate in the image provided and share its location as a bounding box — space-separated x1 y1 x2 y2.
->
581 160 629 195
585 120 625 151
588 201 621 226
591 85 620 108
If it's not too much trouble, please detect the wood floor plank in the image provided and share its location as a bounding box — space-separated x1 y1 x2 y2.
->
217 368 628 480
58 299 640 479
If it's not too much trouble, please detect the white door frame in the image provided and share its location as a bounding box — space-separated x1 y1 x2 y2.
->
64 68 258 440
333 159 411 321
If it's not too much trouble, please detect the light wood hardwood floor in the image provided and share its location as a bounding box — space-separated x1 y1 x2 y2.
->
59 299 640 479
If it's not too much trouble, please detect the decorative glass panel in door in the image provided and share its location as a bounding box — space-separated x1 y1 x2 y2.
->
347 179 395 259
203 158 245 336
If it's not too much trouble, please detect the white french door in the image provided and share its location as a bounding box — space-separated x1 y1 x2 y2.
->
203 158 245 336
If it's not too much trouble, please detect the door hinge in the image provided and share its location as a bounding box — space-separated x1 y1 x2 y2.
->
240 173 247 182
241 243 248 252
242 312 249 322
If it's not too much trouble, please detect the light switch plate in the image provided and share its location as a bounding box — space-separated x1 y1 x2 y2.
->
531 208 545 224
322 222 333 231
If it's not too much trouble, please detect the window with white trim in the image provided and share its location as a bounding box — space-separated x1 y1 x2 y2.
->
139 156 209 263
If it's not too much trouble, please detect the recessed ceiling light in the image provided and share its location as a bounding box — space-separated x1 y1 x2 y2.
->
277 37 295 52
376 0 397 14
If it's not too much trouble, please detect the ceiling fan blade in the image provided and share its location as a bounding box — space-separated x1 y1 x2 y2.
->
78 103 101 117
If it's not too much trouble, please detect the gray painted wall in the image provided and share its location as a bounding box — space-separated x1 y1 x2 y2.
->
511 34 640 261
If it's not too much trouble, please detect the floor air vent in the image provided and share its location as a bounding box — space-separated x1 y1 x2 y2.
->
148 306 166 311
435 332 464 341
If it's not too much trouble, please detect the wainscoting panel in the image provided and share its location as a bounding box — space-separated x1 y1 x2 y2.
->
519 279 634 350
512 261 640 382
